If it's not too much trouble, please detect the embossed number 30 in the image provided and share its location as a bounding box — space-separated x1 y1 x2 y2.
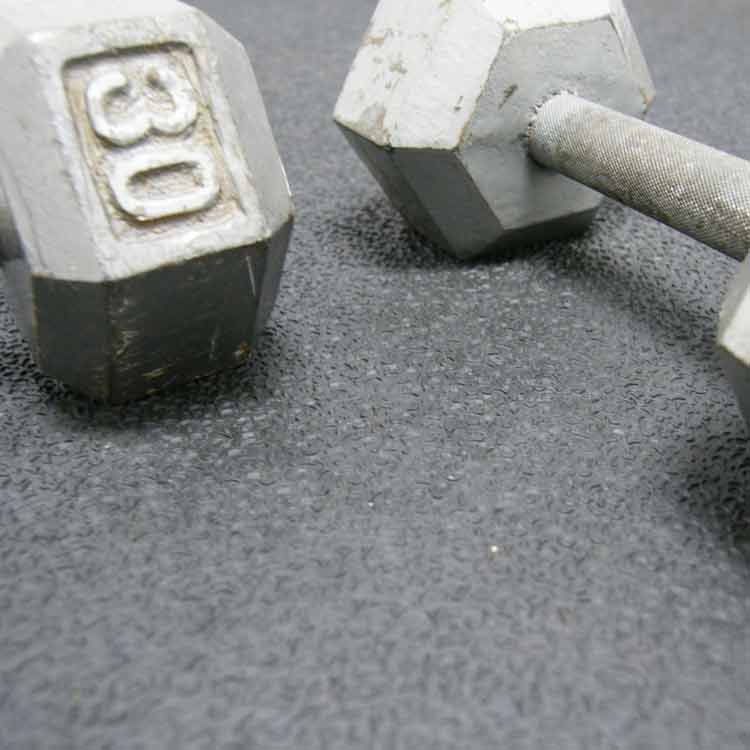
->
85 64 220 223
86 66 198 146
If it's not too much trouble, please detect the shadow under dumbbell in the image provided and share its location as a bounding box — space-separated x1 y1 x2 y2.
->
331 196 730 374
324 194 550 271
668 430 750 567
544 203 732 369
0 293 306 429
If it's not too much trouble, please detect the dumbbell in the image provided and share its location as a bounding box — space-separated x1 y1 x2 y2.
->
334 0 750 424
0 0 293 402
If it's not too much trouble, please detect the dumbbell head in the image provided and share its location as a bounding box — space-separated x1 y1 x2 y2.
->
718 256 750 423
0 0 293 401
334 0 654 259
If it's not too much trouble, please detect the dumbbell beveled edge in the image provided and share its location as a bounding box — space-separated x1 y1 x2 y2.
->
0 0 293 401
718 256 750 423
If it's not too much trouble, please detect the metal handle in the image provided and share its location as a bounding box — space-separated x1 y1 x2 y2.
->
528 93 750 261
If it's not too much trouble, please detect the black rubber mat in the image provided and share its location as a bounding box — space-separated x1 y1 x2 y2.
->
2 1 750 747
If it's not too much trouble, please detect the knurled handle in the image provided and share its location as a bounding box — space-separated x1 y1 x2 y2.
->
528 93 750 261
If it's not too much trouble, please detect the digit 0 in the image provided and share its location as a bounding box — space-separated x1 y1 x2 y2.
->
108 145 220 221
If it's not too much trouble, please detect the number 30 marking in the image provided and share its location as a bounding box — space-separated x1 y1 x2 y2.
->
84 62 221 222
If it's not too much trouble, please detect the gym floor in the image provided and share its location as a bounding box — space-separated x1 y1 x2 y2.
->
2 1 750 747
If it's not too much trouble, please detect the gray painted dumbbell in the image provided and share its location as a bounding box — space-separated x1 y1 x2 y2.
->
334 0 750 425
0 0 293 402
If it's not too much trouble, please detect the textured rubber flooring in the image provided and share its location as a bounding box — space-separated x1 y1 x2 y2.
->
2 1 750 748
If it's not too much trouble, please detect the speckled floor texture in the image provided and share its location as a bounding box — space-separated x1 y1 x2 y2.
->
2 1 750 748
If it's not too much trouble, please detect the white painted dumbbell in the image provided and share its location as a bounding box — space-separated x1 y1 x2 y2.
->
0 0 293 402
334 0 750 424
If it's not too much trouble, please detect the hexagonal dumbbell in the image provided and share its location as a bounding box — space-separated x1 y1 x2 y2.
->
0 0 293 402
334 0 750 424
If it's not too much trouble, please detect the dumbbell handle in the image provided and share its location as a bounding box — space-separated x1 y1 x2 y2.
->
528 93 750 261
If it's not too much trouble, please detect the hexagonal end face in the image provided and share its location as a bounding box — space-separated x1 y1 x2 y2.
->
334 0 654 259
717 256 750 427
0 0 293 400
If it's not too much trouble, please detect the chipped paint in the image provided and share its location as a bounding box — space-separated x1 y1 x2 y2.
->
234 342 251 361
144 366 168 380
334 0 504 149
